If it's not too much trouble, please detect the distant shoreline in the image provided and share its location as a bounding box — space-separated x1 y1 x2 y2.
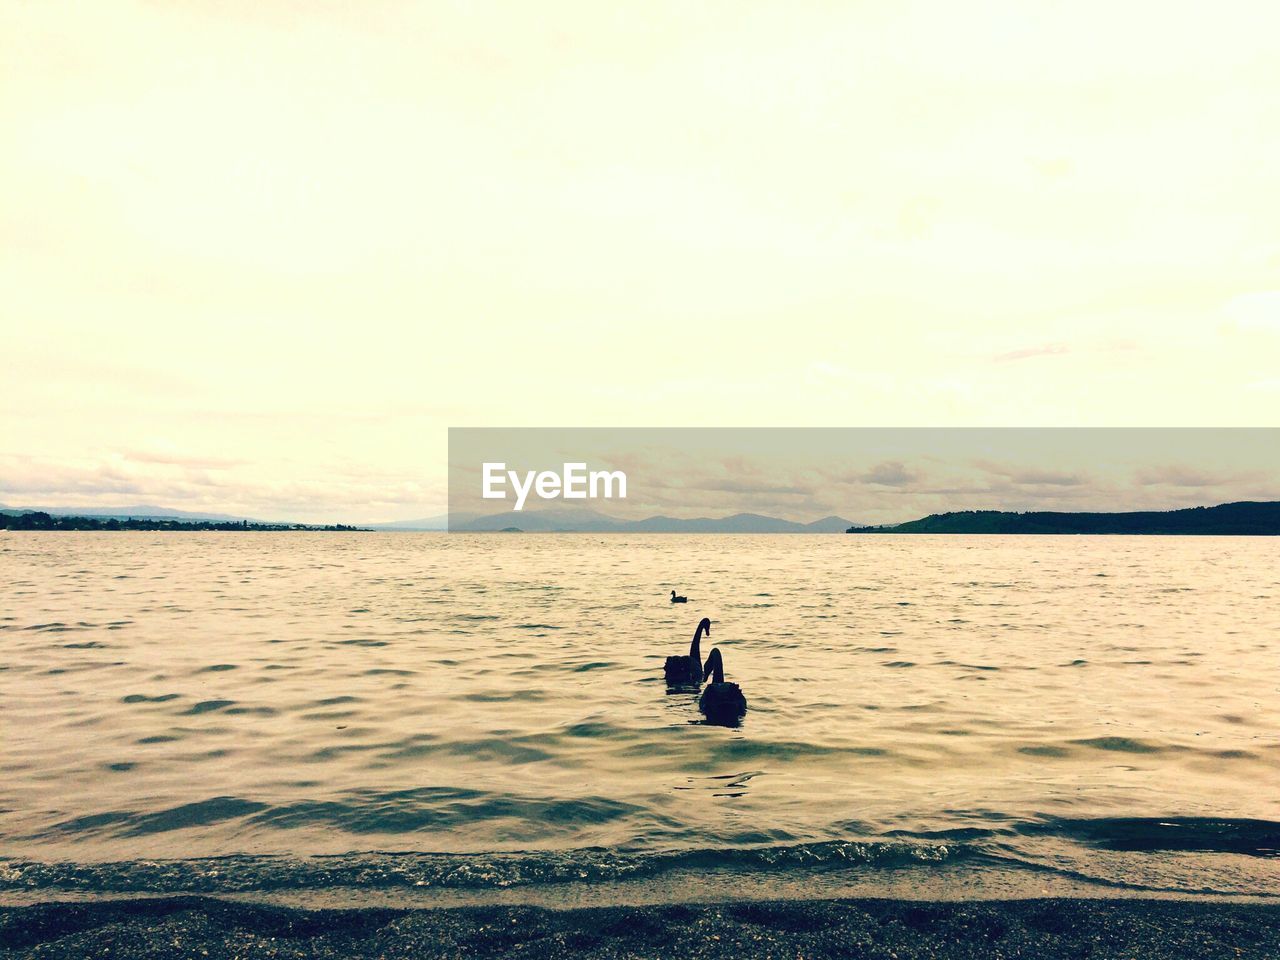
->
6 499 1279 535
0 512 368 532
848 500 1280 536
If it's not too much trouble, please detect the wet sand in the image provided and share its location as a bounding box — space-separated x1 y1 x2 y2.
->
2 896 1277 958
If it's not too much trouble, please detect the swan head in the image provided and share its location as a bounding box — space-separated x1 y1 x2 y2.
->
698 617 711 636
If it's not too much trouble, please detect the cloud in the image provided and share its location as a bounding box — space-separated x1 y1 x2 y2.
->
1134 465 1240 488
1221 291 1280 333
1008 469 1083 487
992 343 1070 363
859 461 917 487
0 453 445 523
124 448 248 469
975 460 1086 487
690 478 816 496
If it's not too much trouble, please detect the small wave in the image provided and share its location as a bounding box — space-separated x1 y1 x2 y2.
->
936 661 1000 672
28 788 665 842
182 699 237 715
0 840 970 894
456 689 548 703
572 661 617 672
1025 817 1280 858
1071 736 1167 754
1017 745 1071 758
121 693 181 704
47 798 269 839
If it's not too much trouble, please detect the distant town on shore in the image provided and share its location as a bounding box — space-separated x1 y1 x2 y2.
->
0 511 366 532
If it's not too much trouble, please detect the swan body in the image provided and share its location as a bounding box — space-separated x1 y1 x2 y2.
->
670 590 687 603
698 647 747 723
664 617 709 687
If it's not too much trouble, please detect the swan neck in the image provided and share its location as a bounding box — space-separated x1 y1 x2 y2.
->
703 647 725 684
690 621 707 661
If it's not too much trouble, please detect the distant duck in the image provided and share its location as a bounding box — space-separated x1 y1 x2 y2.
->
664 617 710 687
698 647 747 724
670 590 687 604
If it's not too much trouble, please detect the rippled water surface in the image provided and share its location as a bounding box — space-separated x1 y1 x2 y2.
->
2 532 1278 899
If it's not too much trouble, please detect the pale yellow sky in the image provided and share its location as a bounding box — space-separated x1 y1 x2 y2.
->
3 1 1279 522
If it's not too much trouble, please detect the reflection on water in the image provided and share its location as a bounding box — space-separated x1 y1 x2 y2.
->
1 532 1277 897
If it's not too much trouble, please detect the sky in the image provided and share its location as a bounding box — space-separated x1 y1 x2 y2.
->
3 1 1279 523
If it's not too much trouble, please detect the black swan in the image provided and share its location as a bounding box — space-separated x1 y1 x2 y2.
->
698 647 747 723
664 617 709 687
670 590 687 603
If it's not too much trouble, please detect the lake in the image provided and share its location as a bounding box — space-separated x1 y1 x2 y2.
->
2 532 1277 905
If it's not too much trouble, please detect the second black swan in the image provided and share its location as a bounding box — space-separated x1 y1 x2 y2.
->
698 647 747 722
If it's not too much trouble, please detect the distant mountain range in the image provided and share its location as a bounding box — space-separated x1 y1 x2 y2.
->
442 507 856 533
12 501 1278 534
847 501 1280 535
1 504 854 533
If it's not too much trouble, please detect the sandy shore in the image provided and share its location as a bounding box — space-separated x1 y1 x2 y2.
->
2 895 1278 958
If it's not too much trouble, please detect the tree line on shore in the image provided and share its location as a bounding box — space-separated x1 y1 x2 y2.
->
0 512 366 532
847 500 1280 535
